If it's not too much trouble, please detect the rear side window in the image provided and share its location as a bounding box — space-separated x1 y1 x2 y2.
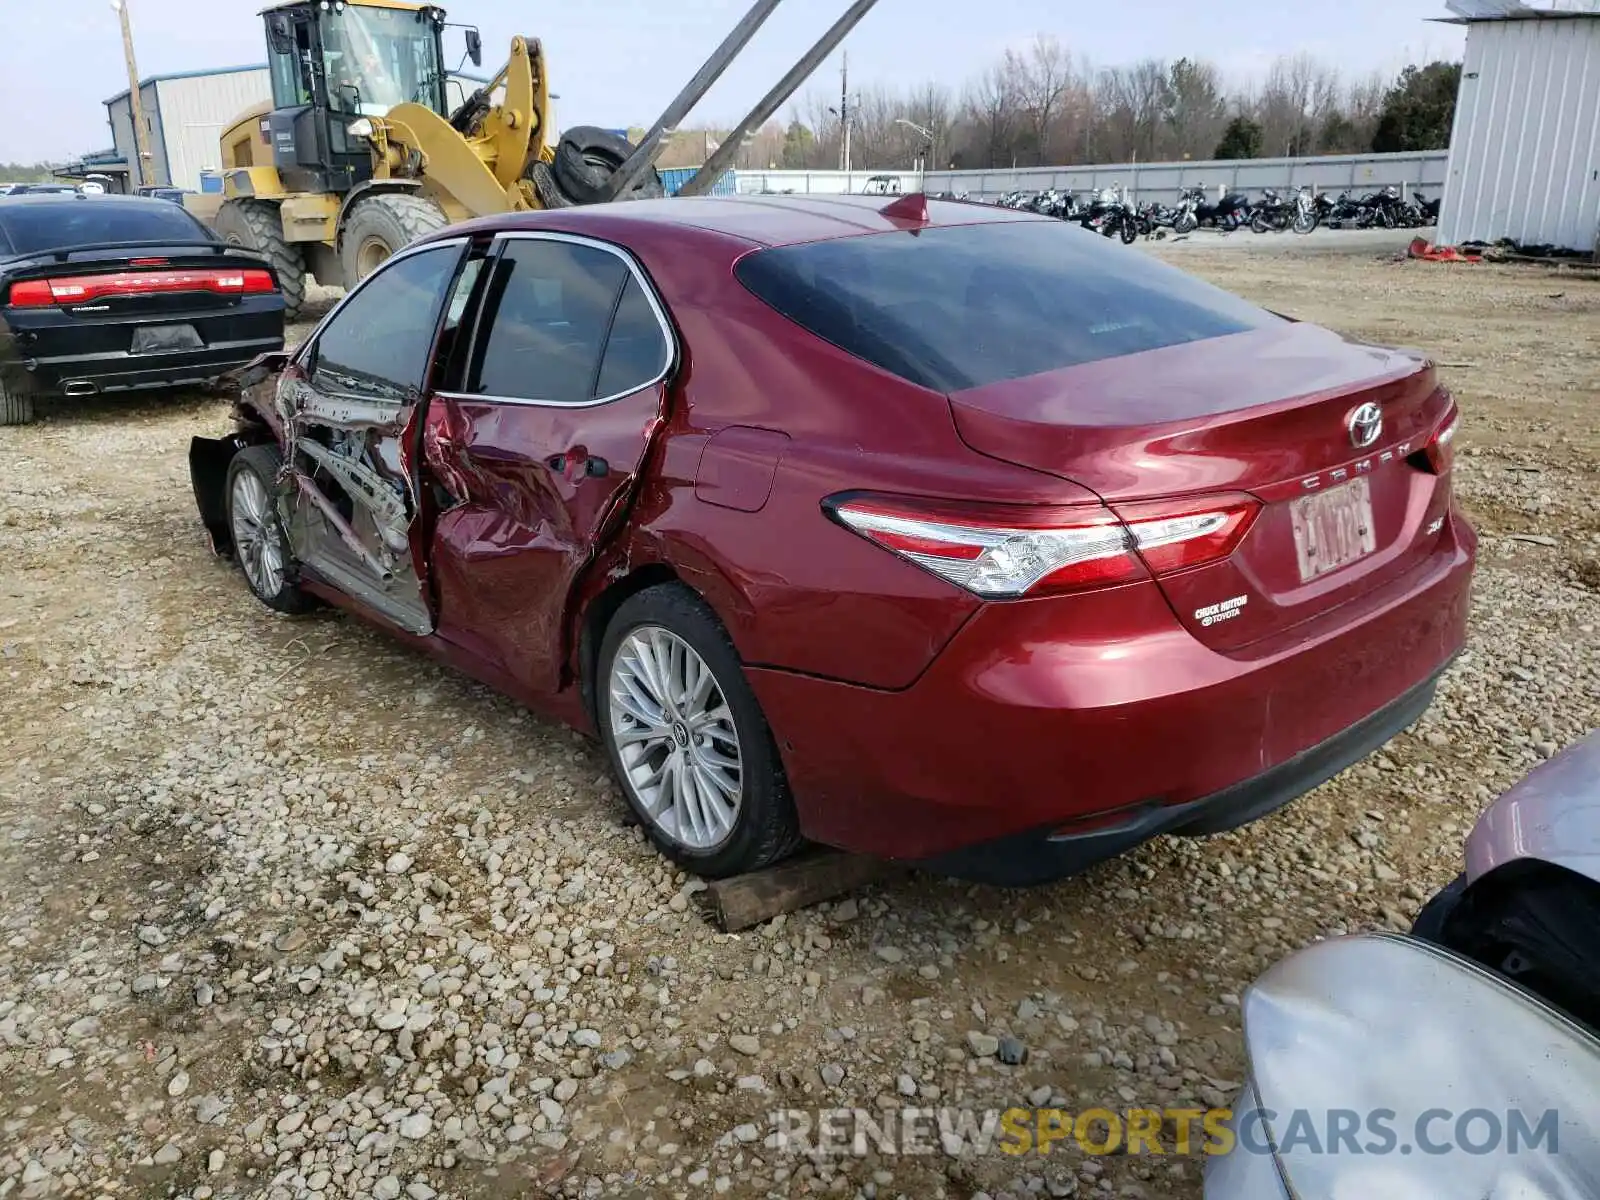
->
467 240 630 404
595 277 670 398
734 221 1281 392
0 201 211 255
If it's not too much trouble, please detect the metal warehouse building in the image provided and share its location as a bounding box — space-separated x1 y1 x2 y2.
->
107 65 490 193
107 66 271 192
1436 0 1600 252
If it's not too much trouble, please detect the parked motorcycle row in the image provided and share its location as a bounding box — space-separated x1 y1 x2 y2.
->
991 182 1440 240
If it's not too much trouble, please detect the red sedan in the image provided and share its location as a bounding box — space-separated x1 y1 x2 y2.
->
189 194 1475 885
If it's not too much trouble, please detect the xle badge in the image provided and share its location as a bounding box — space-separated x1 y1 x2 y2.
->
1195 596 1248 627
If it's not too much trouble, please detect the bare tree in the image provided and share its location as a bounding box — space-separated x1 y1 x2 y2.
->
741 43 1435 177
1008 34 1073 165
1163 57 1227 160
904 80 955 168
962 61 1022 168
1094 60 1168 162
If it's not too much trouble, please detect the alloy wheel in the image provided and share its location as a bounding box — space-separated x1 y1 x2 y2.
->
607 626 743 851
230 469 285 599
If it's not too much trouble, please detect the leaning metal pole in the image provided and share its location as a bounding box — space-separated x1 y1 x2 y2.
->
677 0 883 198
597 0 786 202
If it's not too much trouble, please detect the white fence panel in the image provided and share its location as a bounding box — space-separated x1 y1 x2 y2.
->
726 152 1448 203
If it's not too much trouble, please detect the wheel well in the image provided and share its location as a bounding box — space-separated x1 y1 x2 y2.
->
1461 858 1600 915
576 563 684 727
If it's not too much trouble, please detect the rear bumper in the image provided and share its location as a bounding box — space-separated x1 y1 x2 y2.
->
748 510 1475 880
9 337 283 394
916 667 1445 886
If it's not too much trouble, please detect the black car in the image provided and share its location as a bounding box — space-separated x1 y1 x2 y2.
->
0 194 286 425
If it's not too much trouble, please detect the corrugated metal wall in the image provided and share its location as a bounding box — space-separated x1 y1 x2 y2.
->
157 70 272 191
107 84 167 188
736 152 1449 202
1438 17 1600 250
659 166 737 196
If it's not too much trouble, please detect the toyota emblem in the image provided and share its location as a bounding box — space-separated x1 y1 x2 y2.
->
1348 402 1383 449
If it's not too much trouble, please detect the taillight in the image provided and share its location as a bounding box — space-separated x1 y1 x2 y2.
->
1114 495 1260 576
825 493 1259 598
3 268 275 308
6 280 54 307
1421 411 1459 474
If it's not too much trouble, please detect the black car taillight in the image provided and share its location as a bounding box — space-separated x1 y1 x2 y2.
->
5 268 275 308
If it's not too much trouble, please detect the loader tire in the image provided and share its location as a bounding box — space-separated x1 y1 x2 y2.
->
339 194 449 290
525 160 573 210
215 200 307 321
553 126 664 204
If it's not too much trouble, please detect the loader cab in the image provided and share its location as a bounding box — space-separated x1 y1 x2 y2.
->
261 0 450 195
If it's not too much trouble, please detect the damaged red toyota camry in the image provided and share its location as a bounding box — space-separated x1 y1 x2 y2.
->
190 194 1475 885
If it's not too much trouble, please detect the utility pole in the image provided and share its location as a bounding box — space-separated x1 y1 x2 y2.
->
839 51 851 174
111 0 155 190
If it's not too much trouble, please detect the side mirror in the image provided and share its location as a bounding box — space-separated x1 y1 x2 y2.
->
465 28 483 67
266 14 294 55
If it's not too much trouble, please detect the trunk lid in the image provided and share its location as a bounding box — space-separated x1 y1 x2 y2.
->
948 322 1456 650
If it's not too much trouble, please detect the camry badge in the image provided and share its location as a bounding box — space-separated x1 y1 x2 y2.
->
1348 402 1383 449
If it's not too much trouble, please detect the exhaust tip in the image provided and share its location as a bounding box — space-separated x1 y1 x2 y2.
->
62 381 98 397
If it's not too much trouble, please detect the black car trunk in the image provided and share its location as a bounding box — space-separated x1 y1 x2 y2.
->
2 242 285 389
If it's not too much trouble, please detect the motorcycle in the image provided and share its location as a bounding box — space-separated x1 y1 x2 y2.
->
1177 185 1252 233
1250 188 1294 234
1290 185 1321 235
1079 185 1139 244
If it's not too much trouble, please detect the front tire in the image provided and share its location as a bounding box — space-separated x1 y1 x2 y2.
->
598 584 802 878
0 374 36 426
225 444 314 615
338 194 449 291
215 200 307 320
1119 215 1138 244
1173 211 1197 235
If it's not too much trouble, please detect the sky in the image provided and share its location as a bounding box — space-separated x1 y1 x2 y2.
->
0 0 1465 164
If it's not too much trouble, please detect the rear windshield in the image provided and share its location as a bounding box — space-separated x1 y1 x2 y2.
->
734 220 1280 392
0 201 211 256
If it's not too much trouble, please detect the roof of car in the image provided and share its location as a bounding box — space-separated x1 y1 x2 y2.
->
447 193 1045 251
0 193 166 206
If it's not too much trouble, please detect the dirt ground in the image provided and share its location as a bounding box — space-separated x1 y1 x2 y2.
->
1 243 1597 1200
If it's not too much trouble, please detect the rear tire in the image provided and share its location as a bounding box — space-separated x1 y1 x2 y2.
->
225 444 315 615
553 126 664 204
597 583 803 879
0 375 36 426
215 200 307 320
338 193 449 291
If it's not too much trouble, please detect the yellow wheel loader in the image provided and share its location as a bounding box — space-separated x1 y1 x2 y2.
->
205 0 884 319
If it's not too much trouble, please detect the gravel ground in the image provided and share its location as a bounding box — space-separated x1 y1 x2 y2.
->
1 249 1596 1200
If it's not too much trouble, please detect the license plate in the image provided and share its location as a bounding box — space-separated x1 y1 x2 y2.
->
1291 477 1376 583
132 323 203 354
